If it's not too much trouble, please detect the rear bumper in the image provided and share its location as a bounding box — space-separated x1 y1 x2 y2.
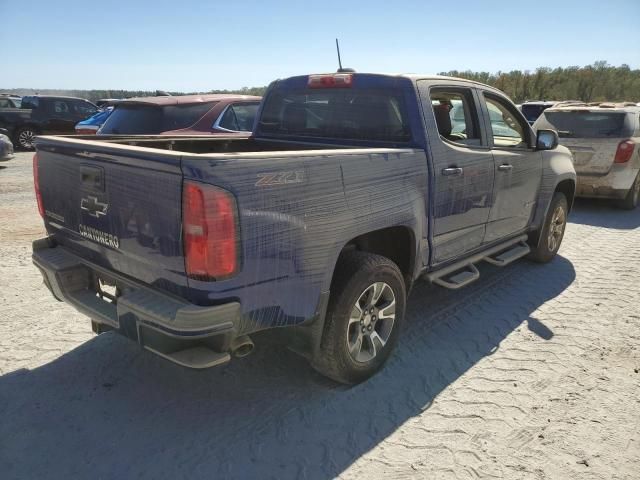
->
576 167 639 199
32 237 241 368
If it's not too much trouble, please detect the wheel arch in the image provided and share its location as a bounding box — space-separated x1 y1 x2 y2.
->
331 225 417 292
555 179 576 212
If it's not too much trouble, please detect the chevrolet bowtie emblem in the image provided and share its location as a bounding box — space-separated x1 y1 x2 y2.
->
80 196 108 218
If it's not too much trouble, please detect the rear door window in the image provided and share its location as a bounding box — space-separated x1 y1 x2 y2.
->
99 102 215 134
540 111 628 138
50 100 71 115
429 89 482 146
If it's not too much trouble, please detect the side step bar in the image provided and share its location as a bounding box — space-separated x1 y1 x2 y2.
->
433 264 480 290
484 241 531 267
423 235 529 290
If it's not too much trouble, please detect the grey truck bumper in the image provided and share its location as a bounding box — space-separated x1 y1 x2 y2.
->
32 237 241 368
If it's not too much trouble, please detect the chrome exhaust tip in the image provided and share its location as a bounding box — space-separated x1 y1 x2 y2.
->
230 335 254 358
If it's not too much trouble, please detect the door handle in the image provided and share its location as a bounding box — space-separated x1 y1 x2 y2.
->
498 164 513 172
442 167 463 176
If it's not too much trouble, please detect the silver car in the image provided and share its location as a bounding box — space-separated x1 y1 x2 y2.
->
534 104 640 209
0 132 15 161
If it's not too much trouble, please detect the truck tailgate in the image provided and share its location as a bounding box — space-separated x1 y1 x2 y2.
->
35 137 188 297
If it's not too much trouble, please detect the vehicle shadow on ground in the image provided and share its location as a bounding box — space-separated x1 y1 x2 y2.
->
0 256 575 480
569 198 640 229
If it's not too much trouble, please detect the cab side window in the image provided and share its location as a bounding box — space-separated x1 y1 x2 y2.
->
482 95 530 149
52 100 70 114
429 89 482 147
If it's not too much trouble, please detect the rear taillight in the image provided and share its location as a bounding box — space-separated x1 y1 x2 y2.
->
308 73 353 88
182 181 238 280
33 153 44 218
614 139 635 163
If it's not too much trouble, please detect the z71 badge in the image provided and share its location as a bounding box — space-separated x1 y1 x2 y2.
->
255 171 304 187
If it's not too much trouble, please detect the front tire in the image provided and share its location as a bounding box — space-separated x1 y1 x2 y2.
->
14 126 37 151
312 251 406 384
616 173 640 210
527 192 568 263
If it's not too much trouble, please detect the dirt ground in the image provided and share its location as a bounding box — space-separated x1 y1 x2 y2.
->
1 151 639 479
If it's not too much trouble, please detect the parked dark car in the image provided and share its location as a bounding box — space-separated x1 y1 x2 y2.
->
75 106 114 134
97 94 261 136
0 95 97 150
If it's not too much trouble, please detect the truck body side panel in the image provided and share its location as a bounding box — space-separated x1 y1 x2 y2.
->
181 148 429 334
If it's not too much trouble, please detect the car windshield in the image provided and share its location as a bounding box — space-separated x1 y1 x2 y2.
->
99 102 216 134
257 87 411 143
542 111 628 138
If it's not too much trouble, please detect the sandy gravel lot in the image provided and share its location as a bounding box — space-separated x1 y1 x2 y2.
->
1 151 639 479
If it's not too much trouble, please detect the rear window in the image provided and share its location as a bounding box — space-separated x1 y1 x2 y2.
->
541 111 628 138
257 87 411 143
99 102 216 134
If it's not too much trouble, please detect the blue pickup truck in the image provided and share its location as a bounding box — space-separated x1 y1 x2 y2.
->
31 72 576 384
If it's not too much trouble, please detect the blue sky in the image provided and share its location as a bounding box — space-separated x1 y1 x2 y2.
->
1 0 638 91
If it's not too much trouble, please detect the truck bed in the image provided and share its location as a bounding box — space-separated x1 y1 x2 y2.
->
53 134 351 155
34 134 427 330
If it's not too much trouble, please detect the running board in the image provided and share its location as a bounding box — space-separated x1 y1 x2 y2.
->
484 241 531 267
423 235 528 290
433 264 480 289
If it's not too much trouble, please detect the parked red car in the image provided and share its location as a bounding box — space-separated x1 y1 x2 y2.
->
97 94 261 136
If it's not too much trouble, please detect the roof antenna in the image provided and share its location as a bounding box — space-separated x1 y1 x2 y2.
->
335 38 355 73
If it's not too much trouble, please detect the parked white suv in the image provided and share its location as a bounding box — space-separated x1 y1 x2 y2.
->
534 103 640 209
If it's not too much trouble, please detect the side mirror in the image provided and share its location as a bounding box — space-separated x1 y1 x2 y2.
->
536 129 558 150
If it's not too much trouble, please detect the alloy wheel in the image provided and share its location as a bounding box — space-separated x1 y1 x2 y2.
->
18 129 35 149
547 205 566 252
346 282 396 363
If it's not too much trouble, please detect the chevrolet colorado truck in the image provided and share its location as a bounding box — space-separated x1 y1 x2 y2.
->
31 73 576 384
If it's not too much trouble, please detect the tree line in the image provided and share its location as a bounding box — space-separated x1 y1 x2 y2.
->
3 62 638 104
439 61 640 103
0 86 268 104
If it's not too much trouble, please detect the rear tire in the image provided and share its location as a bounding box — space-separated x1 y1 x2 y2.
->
527 192 568 264
14 126 37 151
312 251 406 384
616 173 640 210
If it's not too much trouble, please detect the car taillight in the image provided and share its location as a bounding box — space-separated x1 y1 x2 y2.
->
308 73 353 88
33 153 44 218
614 139 635 163
182 181 238 280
